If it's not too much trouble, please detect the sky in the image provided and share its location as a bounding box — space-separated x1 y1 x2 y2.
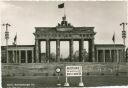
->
0 1 128 57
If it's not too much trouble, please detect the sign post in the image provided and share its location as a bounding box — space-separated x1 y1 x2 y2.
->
64 76 69 86
55 67 61 86
79 76 84 86
64 66 84 87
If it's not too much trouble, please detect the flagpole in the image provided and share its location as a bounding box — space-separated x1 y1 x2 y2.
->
16 33 18 63
113 32 119 75
114 33 116 62
64 2 66 17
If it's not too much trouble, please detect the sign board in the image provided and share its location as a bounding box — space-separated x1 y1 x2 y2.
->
66 66 82 76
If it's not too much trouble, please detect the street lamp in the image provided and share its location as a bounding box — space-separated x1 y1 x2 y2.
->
3 23 11 63
120 22 127 62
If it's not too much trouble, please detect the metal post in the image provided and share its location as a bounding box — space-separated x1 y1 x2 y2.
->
64 76 69 86
79 76 84 87
57 73 61 86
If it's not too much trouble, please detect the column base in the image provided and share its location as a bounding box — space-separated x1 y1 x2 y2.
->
79 82 84 87
64 82 70 87
57 83 61 86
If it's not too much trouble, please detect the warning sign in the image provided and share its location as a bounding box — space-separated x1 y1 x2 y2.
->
66 66 82 76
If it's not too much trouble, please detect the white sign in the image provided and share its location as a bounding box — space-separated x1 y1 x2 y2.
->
66 66 82 76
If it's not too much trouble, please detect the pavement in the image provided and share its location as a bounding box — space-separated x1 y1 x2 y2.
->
2 75 128 88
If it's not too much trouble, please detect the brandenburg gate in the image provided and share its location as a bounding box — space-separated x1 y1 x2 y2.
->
34 16 96 63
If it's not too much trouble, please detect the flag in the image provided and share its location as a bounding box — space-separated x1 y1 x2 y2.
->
112 33 115 43
13 34 17 45
58 3 64 8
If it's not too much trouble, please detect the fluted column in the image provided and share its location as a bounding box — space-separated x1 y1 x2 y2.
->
25 50 28 63
46 39 50 62
97 50 99 62
39 41 41 62
19 50 21 63
79 39 84 62
35 39 39 63
110 50 111 62
56 39 60 62
32 50 34 63
12 50 15 63
103 50 105 62
88 39 95 62
70 39 73 62
92 39 95 62
117 50 119 63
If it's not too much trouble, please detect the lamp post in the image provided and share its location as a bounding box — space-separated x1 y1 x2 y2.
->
56 67 61 86
120 22 127 47
120 22 127 62
3 23 11 63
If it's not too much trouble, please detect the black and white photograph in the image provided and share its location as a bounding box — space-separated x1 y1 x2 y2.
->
0 1 128 88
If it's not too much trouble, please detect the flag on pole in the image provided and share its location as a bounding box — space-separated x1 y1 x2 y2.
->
13 34 17 45
58 3 64 8
112 33 115 43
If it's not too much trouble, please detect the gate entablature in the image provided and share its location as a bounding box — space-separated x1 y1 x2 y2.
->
34 16 96 63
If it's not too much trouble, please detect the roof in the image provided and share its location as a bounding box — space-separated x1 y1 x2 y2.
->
95 44 124 46
95 44 125 49
1 45 34 48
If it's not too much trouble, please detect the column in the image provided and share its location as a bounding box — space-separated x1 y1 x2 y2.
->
19 50 21 63
88 39 95 62
121 49 124 62
70 39 73 62
32 50 34 63
109 50 111 62
117 50 119 63
56 39 60 62
16 49 18 63
79 39 84 62
46 39 50 62
39 41 41 62
35 39 39 63
103 50 105 62
25 50 28 63
12 50 15 63
92 39 95 62
96 50 99 62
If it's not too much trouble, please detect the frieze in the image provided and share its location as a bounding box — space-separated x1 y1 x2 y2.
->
35 33 94 40
56 27 73 31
